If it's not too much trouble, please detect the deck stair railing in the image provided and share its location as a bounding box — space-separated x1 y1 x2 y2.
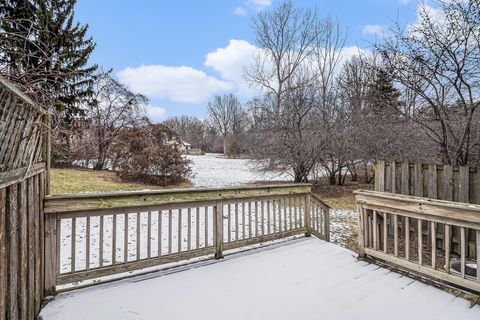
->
355 189 480 293
43 184 329 293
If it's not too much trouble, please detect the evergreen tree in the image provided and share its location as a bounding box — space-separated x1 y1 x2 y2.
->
0 0 97 116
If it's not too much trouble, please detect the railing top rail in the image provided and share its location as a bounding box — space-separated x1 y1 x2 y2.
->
44 183 312 214
355 189 480 225
310 193 331 209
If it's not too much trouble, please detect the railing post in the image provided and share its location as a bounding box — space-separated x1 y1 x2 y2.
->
214 201 224 259
44 212 57 295
357 202 365 258
304 193 311 237
324 207 330 242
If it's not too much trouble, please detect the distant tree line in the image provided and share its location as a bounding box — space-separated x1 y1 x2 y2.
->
2 0 479 187
165 0 480 185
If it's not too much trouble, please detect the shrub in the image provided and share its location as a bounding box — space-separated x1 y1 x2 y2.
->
112 124 191 186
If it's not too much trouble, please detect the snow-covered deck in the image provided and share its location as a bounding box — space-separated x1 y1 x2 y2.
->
40 238 480 320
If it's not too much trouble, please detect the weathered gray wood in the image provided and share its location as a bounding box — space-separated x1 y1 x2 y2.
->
405 216 410 261
459 166 469 203
431 222 436 269
0 162 46 189
443 165 453 201
377 161 385 192
357 203 365 257
0 189 6 320
304 194 311 236
214 202 223 259
391 161 397 194
428 164 437 198
401 162 409 195
44 184 312 214
57 247 216 286
44 211 58 296
364 248 480 293
445 224 450 274
19 181 28 320
418 219 423 266
460 227 466 278
414 163 423 197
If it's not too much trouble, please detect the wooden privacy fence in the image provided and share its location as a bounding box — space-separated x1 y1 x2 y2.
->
356 190 480 293
375 160 479 203
0 76 49 320
43 184 330 292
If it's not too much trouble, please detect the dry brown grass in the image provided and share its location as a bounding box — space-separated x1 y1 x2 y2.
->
51 168 191 195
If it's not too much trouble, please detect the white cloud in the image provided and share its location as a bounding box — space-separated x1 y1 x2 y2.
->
146 105 166 122
204 39 259 98
362 24 388 37
233 6 247 16
118 65 232 104
247 0 272 10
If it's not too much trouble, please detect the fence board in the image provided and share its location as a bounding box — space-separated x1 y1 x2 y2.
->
376 160 480 205
0 76 48 320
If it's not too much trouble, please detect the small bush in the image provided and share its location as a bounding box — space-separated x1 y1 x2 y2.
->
112 124 191 186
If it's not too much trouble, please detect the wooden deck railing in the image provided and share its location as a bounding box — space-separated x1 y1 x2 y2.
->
43 184 329 293
355 190 480 293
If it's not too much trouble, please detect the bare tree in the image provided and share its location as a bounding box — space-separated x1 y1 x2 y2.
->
246 0 322 114
207 93 243 155
86 71 148 170
378 0 480 165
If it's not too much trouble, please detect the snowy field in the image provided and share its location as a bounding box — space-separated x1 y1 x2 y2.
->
186 153 290 188
41 237 480 320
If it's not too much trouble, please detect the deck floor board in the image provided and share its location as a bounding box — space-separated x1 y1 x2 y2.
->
40 238 480 320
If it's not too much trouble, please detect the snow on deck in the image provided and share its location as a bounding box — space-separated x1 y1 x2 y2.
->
40 238 480 320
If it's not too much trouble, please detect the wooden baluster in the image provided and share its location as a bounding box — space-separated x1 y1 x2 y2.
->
241 203 245 240
196 207 200 249
405 217 410 261
261 201 265 236
445 224 450 274
112 214 117 265
71 217 76 272
255 201 259 236
294 198 298 229
214 202 223 259
124 213 128 263
187 208 192 251
418 219 423 266
204 206 209 247
86 216 90 270
288 198 292 230
267 200 271 234
248 202 252 238
178 209 182 253
187 208 192 250
476 230 480 282
461 227 466 278
277 199 283 232
357 203 365 257
316 205 321 234
168 210 172 254
147 211 151 259
283 199 287 232
136 212 141 260
431 222 436 269
158 211 162 256
373 211 378 250
363 210 369 248
234 203 239 241
227 204 231 242
394 214 398 257
272 200 277 233
383 212 387 253
99 215 104 268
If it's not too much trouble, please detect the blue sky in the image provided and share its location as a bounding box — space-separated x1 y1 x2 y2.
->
75 0 418 121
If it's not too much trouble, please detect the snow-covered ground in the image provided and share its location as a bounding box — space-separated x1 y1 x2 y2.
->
40 237 480 320
186 153 290 188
